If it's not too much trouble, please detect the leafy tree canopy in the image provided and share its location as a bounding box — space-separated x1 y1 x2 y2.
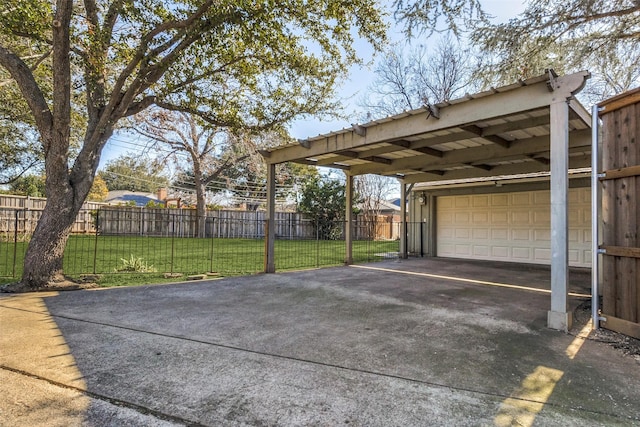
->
393 0 640 99
9 174 46 197
0 54 43 183
87 174 109 202
298 175 350 239
99 155 168 193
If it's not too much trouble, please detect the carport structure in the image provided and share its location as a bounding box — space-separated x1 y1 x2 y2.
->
260 70 592 332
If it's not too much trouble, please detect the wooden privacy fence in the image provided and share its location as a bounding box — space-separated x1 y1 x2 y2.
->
0 195 106 238
0 207 97 238
95 208 313 238
0 194 105 211
0 194 400 241
599 88 640 339
354 215 400 240
96 208 400 240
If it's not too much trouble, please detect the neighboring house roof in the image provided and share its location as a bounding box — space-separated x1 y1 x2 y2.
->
389 198 409 208
106 190 161 207
357 199 401 214
377 199 401 212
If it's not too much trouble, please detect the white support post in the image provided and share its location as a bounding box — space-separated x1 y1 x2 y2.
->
345 173 353 265
400 180 408 259
264 163 276 273
548 99 572 331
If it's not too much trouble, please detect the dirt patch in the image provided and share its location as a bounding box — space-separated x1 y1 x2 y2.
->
0 277 98 293
573 299 640 363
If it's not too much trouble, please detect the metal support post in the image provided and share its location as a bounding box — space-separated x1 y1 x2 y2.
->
548 99 572 331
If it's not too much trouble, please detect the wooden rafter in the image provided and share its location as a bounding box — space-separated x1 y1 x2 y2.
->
461 125 511 148
350 129 590 176
411 146 444 157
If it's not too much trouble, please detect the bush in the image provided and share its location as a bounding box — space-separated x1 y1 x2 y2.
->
114 255 157 273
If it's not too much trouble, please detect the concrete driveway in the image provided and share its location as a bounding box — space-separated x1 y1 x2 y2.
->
1 258 639 426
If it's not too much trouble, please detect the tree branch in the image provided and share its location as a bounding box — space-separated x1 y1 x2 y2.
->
51 0 73 156
0 45 53 149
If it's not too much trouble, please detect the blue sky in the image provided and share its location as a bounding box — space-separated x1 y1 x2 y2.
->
288 0 527 140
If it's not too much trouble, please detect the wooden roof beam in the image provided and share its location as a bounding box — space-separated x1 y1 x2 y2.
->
411 146 444 157
465 163 493 171
387 139 411 148
569 99 592 126
349 128 591 176
337 150 359 159
461 125 511 148
361 155 393 165
329 149 393 165
528 155 551 165
412 168 445 176
477 115 550 136
402 153 591 184
293 158 351 170
317 163 351 170
315 155 356 166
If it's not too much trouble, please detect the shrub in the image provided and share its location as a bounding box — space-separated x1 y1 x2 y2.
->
115 255 157 273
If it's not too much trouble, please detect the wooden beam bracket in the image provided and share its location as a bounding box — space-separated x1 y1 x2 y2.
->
352 123 367 137
425 104 440 119
546 68 560 92
298 139 310 149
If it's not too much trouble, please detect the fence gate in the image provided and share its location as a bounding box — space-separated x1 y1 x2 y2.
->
598 88 640 339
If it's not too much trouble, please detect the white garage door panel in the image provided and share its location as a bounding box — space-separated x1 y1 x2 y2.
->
436 188 591 267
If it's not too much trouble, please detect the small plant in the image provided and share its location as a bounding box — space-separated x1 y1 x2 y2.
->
115 254 157 273
145 200 165 208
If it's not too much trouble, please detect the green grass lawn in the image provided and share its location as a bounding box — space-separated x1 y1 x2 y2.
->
0 235 399 287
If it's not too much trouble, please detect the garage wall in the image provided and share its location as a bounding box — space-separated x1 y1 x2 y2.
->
436 188 591 267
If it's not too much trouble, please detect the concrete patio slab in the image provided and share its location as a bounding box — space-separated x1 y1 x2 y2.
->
1 258 638 426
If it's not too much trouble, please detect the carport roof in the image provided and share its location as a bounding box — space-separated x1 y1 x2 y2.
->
260 71 592 184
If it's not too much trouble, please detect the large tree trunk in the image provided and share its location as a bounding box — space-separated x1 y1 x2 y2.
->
20 191 77 288
19 166 96 289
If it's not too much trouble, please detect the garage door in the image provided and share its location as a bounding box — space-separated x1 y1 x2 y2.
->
436 188 591 267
